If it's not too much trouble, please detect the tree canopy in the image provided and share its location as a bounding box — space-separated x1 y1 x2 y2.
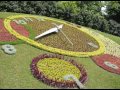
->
0 1 119 37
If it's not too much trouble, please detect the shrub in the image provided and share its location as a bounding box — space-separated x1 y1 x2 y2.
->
108 19 120 36
0 1 119 37
73 9 109 32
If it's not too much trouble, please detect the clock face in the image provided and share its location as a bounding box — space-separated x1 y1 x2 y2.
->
4 15 104 57
26 18 100 52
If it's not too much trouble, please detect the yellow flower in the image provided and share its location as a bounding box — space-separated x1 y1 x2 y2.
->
4 14 105 57
37 58 81 82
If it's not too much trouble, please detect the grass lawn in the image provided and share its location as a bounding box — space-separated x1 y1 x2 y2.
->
0 12 120 89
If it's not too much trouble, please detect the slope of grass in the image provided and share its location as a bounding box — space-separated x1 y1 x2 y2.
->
0 44 55 89
0 43 120 89
0 12 120 89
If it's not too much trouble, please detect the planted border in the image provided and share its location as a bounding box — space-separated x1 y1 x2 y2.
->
4 14 105 57
0 19 30 44
82 26 120 58
27 18 99 52
91 54 120 75
30 54 88 88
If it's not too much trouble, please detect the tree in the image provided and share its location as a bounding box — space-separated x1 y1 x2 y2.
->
106 1 120 23
76 1 103 14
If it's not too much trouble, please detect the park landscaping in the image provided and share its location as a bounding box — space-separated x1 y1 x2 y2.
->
0 19 29 44
0 12 120 89
27 18 100 52
92 54 120 75
4 14 105 57
31 54 87 88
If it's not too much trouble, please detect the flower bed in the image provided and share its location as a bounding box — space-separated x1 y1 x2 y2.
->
27 18 100 52
82 26 120 58
30 54 88 88
91 54 120 75
0 19 29 43
4 15 105 57
11 21 29 37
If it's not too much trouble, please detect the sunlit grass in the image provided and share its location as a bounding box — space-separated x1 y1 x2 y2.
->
0 12 120 89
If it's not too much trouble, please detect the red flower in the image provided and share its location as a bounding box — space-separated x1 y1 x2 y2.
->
0 19 29 42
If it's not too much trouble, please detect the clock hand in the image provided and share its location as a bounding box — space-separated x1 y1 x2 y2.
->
52 23 73 46
34 24 63 39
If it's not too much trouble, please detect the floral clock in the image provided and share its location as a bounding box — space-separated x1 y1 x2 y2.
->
4 14 105 57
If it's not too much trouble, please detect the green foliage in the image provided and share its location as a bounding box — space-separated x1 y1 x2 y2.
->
106 1 120 23
76 1 103 14
0 1 119 37
74 9 109 32
108 20 120 36
57 1 79 14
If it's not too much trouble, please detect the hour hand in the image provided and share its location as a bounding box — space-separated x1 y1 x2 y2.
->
34 24 63 39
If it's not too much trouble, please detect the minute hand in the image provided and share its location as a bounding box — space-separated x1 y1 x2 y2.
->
53 23 73 46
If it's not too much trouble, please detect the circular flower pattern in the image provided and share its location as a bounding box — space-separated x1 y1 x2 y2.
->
91 54 120 75
78 26 120 74
37 58 81 82
82 26 120 58
4 15 105 57
30 54 88 88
